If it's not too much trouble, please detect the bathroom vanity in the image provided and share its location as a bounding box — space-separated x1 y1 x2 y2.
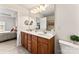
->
21 30 55 54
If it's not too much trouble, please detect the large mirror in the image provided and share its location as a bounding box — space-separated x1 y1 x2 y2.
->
35 4 55 31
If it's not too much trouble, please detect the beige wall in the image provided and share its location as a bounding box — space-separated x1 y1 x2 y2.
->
55 4 79 42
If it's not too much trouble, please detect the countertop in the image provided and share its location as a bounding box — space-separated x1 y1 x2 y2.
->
21 30 55 39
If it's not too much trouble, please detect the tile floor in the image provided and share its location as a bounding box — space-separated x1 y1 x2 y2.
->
0 39 30 54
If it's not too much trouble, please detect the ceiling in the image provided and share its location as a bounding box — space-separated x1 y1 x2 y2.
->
18 4 55 17
18 4 40 10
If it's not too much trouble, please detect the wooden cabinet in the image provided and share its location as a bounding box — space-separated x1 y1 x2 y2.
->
21 32 25 47
21 32 28 49
38 37 55 54
27 34 32 52
38 37 48 54
21 31 55 54
38 44 48 54
25 33 28 49
32 35 38 54
48 37 55 53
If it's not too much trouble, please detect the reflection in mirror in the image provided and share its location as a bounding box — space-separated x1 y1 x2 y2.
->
35 4 55 31
46 15 55 31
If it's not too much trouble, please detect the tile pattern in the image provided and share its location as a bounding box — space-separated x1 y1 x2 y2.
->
0 40 30 54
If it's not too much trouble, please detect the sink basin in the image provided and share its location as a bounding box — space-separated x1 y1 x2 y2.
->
37 31 45 34
37 31 51 36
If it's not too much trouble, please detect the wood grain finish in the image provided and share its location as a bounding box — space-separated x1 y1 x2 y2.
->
27 34 32 52
24 33 28 49
48 37 55 54
21 32 25 47
38 37 48 54
21 31 55 54
32 35 38 54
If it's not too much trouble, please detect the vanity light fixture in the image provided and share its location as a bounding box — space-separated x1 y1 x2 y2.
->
30 4 48 14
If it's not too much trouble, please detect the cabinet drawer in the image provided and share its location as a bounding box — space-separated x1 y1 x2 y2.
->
28 34 31 40
32 35 37 41
38 37 48 44
28 39 31 44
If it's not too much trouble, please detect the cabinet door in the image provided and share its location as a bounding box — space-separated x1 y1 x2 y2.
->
38 43 48 54
41 44 48 54
38 41 42 54
32 35 38 54
25 33 28 49
38 37 48 54
21 32 25 47
27 34 32 52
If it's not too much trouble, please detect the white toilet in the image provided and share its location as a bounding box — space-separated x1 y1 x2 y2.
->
59 40 79 54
